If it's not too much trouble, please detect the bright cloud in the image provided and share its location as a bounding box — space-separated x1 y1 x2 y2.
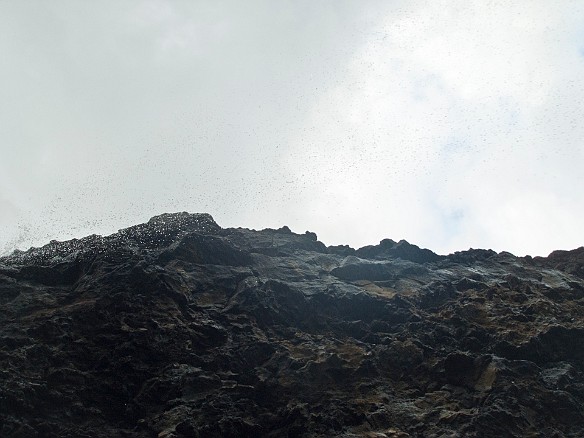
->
282 0 584 255
0 1 583 257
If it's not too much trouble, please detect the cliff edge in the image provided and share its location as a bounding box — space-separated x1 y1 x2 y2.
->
1 213 583 437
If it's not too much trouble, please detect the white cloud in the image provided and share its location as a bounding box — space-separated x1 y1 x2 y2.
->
282 0 584 255
0 1 583 257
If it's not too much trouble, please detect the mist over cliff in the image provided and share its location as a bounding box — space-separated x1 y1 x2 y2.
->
1 212 583 437
3 1 584 259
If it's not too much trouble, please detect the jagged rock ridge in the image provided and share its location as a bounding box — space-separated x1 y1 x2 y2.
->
1 212 583 437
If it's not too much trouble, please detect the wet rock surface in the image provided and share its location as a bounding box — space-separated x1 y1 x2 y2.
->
1 212 583 437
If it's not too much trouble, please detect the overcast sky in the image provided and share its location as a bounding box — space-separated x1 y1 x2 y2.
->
1 0 583 257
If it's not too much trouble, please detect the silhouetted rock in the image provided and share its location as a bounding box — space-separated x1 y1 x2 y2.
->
538 246 584 279
356 238 442 263
1 212 583 437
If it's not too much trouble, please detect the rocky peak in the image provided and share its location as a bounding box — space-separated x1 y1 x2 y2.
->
355 238 442 263
1 213 583 437
1 212 220 267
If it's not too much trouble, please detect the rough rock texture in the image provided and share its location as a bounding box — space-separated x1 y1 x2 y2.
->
1 212 583 437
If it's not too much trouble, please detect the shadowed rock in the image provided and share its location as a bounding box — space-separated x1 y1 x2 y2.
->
1 213 583 437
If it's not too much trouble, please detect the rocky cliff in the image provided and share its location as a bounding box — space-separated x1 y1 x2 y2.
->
1 212 583 437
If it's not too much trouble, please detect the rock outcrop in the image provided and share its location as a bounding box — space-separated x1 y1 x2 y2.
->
1 212 583 437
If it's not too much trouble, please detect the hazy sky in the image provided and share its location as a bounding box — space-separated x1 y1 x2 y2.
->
1 0 583 257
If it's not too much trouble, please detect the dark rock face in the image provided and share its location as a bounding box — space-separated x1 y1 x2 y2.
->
1 212 583 437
